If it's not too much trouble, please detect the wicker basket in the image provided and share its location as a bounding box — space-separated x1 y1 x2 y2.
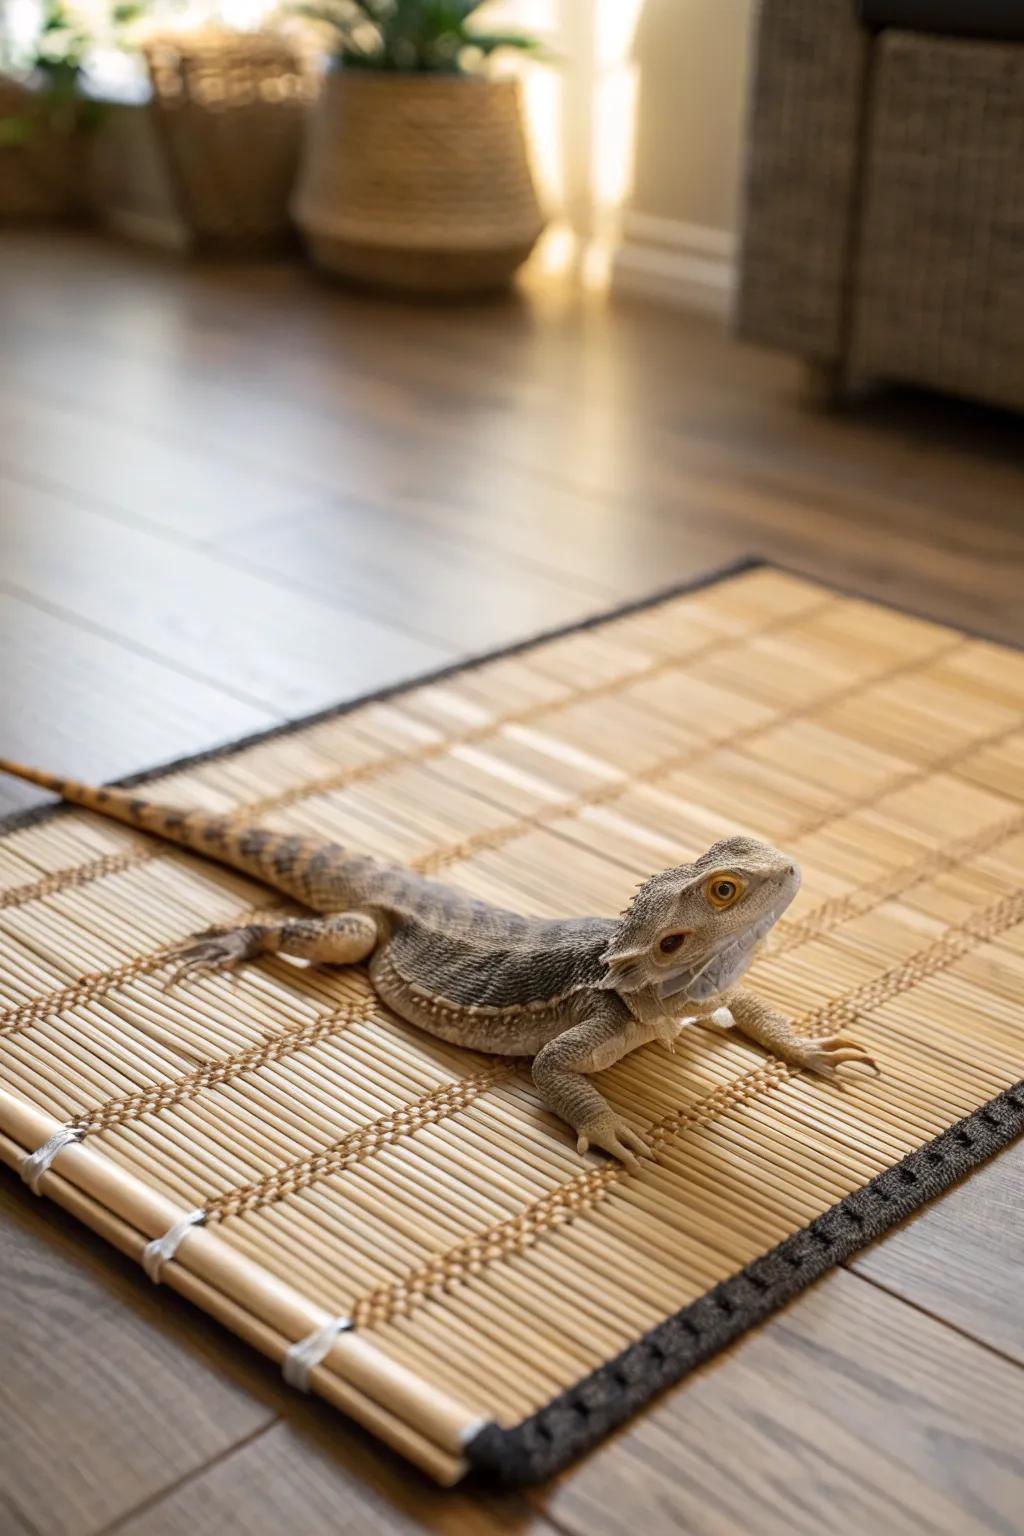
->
292 70 545 293
142 28 312 251
0 76 90 223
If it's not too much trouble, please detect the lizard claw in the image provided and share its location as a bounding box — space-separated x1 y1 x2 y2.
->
795 1033 880 1080
163 928 259 989
577 1112 652 1172
654 1017 689 1054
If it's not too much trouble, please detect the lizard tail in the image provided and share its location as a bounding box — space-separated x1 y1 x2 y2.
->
0 757 356 907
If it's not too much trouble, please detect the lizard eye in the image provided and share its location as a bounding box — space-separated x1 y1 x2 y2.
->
706 874 744 909
659 932 687 954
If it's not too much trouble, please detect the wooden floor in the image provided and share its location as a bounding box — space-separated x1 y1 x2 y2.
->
1 231 1022 1536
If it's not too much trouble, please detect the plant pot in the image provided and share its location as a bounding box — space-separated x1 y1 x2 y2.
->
0 76 91 223
292 70 545 294
95 29 311 254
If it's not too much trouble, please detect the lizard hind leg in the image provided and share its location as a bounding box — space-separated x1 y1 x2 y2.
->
166 912 378 987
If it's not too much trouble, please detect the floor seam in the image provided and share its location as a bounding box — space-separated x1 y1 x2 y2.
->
841 1264 1024 1372
89 1416 282 1536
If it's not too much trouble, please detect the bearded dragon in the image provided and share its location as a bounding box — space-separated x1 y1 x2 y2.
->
0 759 877 1168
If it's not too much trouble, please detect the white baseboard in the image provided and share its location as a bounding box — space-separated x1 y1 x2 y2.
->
611 212 736 318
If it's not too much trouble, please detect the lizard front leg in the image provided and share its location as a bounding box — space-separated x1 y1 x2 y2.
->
167 912 378 984
532 999 655 1171
720 986 879 1079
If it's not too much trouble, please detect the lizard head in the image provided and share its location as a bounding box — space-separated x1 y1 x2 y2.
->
600 836 800 1004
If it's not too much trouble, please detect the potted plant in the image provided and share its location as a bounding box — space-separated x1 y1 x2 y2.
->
291 0 547 293
0 0 111 221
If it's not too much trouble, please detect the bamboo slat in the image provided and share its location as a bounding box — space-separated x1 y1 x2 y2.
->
1 566 1022 1480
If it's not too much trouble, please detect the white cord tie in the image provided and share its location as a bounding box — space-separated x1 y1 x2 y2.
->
142 1208 207 1283
282 1316 353 1392
21 1127 83 1195
458 1416 492 1448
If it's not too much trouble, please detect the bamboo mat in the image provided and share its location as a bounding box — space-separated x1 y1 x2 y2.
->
2 563 1023 1485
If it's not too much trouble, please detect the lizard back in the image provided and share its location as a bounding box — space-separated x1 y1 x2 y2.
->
376 910 614 1011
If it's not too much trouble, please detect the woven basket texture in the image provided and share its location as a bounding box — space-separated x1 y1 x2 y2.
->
144 28 313 249
293 70 545 292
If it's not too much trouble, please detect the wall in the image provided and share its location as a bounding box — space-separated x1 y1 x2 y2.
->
629 0 753 235
612 0 755 313
503 0 756 313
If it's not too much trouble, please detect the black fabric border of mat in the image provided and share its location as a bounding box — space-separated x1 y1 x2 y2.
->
3 554 1023 1485
465 1081 1024 1483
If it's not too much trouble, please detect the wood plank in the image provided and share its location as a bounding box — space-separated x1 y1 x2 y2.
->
535 1269 1024 1536
1 305 679 617
226 500 641 653
0 589 275 814
851 1139 1024 1366
310 466 742 612
110 1415 553 1536
0 474 452 715
4 336 739 605
3 238 1022 645
0 390 325 541
0 1492 39 1536
0 1179 277 1536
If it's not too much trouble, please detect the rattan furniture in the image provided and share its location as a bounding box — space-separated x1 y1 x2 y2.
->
737 1 1024 413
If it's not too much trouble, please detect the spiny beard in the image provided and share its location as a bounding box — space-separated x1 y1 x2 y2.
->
656 930 765 1002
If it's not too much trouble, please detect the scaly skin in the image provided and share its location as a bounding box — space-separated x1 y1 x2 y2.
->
0 759 878 1169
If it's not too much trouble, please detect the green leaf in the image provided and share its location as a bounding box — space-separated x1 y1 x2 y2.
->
111 2 147 24
292 0 544 71
0 115 35 147
465 30 546 54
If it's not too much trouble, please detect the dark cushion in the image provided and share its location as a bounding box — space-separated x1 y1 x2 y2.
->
859 1 1024 40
